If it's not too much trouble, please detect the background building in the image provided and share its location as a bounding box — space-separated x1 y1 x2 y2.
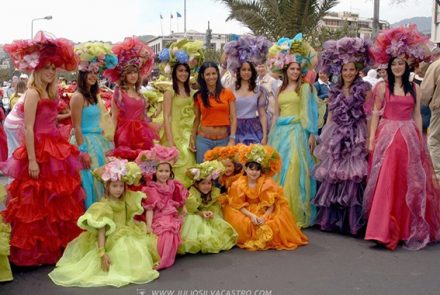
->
322 11 390 39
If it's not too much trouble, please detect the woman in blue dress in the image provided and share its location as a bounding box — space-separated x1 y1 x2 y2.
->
71 42 117 207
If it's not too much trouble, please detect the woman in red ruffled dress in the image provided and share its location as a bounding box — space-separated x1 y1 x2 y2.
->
365 26 440 250
1 31 85 266
104 37 159 160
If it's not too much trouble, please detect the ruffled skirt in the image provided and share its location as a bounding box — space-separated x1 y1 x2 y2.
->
1 134 85 265
49 226 160 287
178 213 237 254
108 119 159 160
236 117 263 145
313 121 368 235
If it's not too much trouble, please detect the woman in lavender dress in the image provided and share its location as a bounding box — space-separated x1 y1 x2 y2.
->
313 37 372 235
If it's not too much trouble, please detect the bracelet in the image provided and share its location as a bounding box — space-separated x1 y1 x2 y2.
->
79 143 88 153
97 247 106 257
229 134 236 140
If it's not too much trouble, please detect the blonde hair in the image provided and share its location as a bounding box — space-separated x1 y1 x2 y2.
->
120 65 141 94
27 68 57 99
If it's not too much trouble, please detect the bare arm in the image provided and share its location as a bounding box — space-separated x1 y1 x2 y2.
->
145 209 153 233
368 83 385 152
162 90 175 146
70 92 85 146
228 101 237 146
98 227 111 271
24 90 39 179
189 102 201 152
271 92 280 130
258 104 268 144
414 85 423 135
111 96 119 127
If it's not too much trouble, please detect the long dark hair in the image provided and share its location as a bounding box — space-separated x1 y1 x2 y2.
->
195 61 223 108
387 57 416 102
235 61 257 92
172 62 191 97
77 71 98 105
280 62 301 93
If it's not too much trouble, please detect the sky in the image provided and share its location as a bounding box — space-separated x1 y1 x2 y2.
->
0 0 434 44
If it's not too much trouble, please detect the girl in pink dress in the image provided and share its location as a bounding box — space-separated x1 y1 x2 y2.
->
365 26 440 250
104 37 158 160
136 145 188 269
1 31 84 265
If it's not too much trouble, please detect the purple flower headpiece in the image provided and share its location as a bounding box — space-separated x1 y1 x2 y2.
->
319 37 372 76
224 35 272 73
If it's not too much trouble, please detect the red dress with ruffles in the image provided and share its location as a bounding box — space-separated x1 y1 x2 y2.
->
1 98 85 266
107 88 159 160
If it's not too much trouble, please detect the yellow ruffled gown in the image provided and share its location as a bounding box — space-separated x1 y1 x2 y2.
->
178 187 237 254
225 175 308 251
49 191 160 287
161 90 196 187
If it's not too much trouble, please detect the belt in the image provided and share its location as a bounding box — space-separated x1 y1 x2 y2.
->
197 129 228 140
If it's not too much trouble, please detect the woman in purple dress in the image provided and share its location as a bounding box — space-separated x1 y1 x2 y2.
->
224 35 271 145
312 37 372 235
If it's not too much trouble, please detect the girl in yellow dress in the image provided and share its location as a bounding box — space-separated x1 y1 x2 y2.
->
225 144 309 251
49 159 160 287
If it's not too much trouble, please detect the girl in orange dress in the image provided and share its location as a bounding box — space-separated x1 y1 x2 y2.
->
225 144 308 251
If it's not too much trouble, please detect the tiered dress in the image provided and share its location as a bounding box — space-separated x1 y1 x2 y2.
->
1 98 85 266
71 102 113 208
178 186 237 254
364 84 440 250
313 80 370 235
268 84 319 227
225 175 308 251
49 191 160 287
141 179 188 269
161 90 196 187
108 88 159 160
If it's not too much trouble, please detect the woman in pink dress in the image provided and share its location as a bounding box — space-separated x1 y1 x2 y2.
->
365 26 440 250
0 107 7 161
104 37 158 160
1 31 85 265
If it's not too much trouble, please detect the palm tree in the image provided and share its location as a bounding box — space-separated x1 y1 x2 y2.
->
218 0 339 41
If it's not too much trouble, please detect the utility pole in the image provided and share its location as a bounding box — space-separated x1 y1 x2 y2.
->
372 0 380 38
184 0 187 34
205 21 212 49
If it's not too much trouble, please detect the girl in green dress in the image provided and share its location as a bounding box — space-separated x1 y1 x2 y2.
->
178 160 238 254
49 159 160 287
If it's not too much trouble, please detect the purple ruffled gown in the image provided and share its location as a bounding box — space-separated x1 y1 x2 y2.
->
313 79 370 235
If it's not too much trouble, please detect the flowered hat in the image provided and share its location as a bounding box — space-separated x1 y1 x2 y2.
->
319 37 372 76
371 25 431 65
237 144 281 176
158 39 204 75
267 33 316 75
103 36 155 83
204 145 239 162
75 42 118 73
135 144 180 175
4 31 78 72
186 160 225 182
93 158 142 185
223 35 272 73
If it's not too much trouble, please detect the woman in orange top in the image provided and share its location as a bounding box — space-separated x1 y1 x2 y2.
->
190 61 237 163
225 144 308 251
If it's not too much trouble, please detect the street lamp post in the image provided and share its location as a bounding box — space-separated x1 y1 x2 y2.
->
31 16 53 38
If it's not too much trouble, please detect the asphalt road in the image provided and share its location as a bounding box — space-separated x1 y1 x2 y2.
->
1 228 439 295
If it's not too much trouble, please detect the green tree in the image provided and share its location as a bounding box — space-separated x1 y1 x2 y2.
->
218 0 339 41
